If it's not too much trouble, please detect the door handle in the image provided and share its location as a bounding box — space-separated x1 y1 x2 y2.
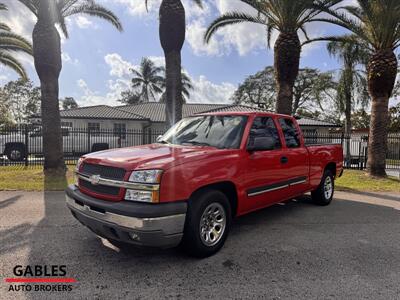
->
280 156 288 164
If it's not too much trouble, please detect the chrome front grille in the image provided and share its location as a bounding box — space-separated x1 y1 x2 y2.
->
79 163 126 197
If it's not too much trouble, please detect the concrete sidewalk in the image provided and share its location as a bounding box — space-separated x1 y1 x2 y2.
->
0 190 399 299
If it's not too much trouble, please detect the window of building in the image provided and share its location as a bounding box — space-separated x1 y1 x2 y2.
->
114 123 126 139
88 122 100 136
279 118 301 148
248 117 281 150
61 121 73 128
302 129 318 144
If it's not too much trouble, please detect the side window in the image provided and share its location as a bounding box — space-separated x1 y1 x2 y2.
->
248 117 281 149
279 118 301 148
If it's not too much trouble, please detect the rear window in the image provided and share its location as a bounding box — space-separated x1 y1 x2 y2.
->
278 118 301 148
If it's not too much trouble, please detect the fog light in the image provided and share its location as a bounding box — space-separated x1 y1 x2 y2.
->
129 233 140 241
125 189 159 203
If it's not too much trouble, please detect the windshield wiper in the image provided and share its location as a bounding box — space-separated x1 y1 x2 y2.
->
180 140 213 147
158 139 171 145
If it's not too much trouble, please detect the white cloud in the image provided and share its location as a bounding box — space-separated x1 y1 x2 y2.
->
77 79 111 106
77 53 235 106
110 0 160 17
75 16 97 29
61 52 79 65
104 53 135 77
1 1 36 41
189 75 235 104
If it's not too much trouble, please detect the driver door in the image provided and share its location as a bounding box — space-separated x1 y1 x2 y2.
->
243 116 289 212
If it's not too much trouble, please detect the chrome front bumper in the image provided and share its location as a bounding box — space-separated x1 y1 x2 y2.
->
66 185 186 248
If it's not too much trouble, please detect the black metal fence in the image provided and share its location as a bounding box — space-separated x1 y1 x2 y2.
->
0 124 399 171
0 125 164 167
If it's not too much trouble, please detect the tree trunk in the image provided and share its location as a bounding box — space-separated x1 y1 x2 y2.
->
367 49 398 177
274 31 301 116
159 0 185 127
164 51 183 126
33 1 65 175
367 97 390 176
344 66 353 166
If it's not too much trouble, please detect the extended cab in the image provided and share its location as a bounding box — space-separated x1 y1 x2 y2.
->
66 112 343 257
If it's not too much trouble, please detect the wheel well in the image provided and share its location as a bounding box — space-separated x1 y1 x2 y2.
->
325 162 336 177
4 142 26 153
190 181 238 217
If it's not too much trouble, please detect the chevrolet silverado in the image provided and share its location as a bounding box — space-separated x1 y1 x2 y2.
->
66 112 343 257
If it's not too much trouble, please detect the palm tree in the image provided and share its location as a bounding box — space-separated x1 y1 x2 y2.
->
160 71 193 103
204 0 340 116
130 57 164 102
154 0 202 126
308 0 400 177
17 0 122 175
326 36 369 165
0 3 32 79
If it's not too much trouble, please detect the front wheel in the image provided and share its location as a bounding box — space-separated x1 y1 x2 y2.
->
311 170 334 206
182 189 231 257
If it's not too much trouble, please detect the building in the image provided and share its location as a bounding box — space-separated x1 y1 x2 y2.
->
32 103 341 135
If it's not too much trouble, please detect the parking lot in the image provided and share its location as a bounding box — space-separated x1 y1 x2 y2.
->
1 190 399 300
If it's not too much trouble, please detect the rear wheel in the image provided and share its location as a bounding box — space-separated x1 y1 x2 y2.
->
311 170 334 206
182 189 231 257
6 144 26 162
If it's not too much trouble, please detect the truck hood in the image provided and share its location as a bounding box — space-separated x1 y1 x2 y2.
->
83 144 228 170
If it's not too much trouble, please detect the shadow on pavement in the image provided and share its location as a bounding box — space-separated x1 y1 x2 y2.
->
20 189 400 299
337 190 400 202
0 195 22 209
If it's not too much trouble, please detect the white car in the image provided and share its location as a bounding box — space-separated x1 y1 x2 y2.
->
0 127 120 161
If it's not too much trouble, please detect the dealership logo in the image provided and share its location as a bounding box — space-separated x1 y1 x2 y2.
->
89 174 101 185
4 265 77 293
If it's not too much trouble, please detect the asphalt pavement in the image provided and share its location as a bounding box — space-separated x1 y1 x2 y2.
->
0 190 399 300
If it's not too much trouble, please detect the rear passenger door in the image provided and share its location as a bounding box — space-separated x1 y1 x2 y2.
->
277 118 310 197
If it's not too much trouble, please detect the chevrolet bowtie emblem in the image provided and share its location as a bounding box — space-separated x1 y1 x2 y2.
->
89 175 101 185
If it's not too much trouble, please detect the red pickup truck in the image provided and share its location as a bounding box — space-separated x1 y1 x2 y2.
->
66 112 343 257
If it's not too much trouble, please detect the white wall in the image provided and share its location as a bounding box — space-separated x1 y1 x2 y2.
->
62 118 147 130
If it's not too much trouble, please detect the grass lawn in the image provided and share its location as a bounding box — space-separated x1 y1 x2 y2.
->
336 169 400 193
0 165 75 191
0 166 399 193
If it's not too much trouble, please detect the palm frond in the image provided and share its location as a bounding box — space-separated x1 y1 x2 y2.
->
204 12 266 43
64 1 123 32
15 0 39 16
0 52 28 79
0 22 11 31
0 32 32 54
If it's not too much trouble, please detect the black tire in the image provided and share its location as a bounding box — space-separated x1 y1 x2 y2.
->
6 144 26 162
91 143 109 153
182 189 231 258
311 170 334 206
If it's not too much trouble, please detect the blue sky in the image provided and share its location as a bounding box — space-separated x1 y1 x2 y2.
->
1 0 398 108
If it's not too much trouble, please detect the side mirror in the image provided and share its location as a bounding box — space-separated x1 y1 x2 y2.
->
156 135 163 142
247 136 275 151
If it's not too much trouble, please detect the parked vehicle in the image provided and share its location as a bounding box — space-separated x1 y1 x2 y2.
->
0 126 120 161
66 112 343 257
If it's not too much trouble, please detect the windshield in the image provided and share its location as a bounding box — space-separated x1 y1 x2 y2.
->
160 115 248 149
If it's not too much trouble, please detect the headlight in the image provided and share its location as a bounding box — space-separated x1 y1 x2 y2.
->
128 169 163 184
